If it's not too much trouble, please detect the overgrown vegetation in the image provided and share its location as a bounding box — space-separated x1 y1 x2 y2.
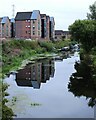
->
68 1 96 107
1 38 72 119
2 83 14 120
2 39 71 76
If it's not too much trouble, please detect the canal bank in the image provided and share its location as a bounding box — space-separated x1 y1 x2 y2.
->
1 39 74 119
4 52 94 118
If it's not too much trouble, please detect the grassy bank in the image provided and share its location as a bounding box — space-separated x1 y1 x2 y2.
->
2 39 72 76
1 39 72 119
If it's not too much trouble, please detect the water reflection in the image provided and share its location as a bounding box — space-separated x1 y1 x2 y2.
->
68 56 96 107
16 59 55 89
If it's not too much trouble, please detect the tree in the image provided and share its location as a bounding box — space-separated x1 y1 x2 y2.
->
87 1 96 20
68 20 96 52
68 58 96 107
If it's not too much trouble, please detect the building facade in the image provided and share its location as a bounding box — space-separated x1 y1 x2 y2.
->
0 16 11 38
49 17 55 40
15 10 42 40
55 30 71 40
0 10 55 40
31 10 41 40
15 10 55 40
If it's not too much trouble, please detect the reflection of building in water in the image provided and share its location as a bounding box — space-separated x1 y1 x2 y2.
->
41 59 55 83
42 60 50 83
49 60 55 78
31 63 42 89
16 59 55 89
16 66 32 87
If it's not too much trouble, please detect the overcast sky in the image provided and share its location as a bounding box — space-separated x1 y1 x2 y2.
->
0 0 95 30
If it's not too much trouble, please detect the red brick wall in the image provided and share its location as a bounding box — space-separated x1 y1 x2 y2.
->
15 20 31 39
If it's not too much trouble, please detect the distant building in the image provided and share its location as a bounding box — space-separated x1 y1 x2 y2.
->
0 16 11 38
55 30 70 40
15 10 41 40
15 10 55 40
0 10 55 40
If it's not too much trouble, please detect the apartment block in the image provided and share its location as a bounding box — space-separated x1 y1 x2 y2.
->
0 16 11 38
15 12 32 39
15 10 41 40
15 10 55 40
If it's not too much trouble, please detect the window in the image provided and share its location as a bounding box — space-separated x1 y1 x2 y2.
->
26 31 27 34
33 31 35 35
28 26 30 28
33 26 35 29
28 20 30 22
33 20 35 24
28 31 31 34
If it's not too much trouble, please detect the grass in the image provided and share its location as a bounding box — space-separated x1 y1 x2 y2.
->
1 38 72 119
2 39 72 76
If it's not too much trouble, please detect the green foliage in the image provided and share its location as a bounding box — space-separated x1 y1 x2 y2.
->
54 39 71 49
2 83 14 120
68 57 96 107
69 20 96 52
38 41 54 52
35 47 46 54
2 104 14 120
87 1 96 20
2 39 71 75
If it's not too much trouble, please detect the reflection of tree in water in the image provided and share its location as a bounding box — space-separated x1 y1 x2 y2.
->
68 56 96 107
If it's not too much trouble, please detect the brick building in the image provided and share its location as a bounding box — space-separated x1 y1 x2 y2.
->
15 10 55 40
0 16 11 38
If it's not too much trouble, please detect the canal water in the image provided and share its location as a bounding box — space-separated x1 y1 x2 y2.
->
4 52 94 118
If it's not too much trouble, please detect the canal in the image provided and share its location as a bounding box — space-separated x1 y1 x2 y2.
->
4 52 94 118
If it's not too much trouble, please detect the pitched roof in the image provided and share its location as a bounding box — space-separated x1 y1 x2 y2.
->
31 10 40 20
1 16 9 23
15 12 32 21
